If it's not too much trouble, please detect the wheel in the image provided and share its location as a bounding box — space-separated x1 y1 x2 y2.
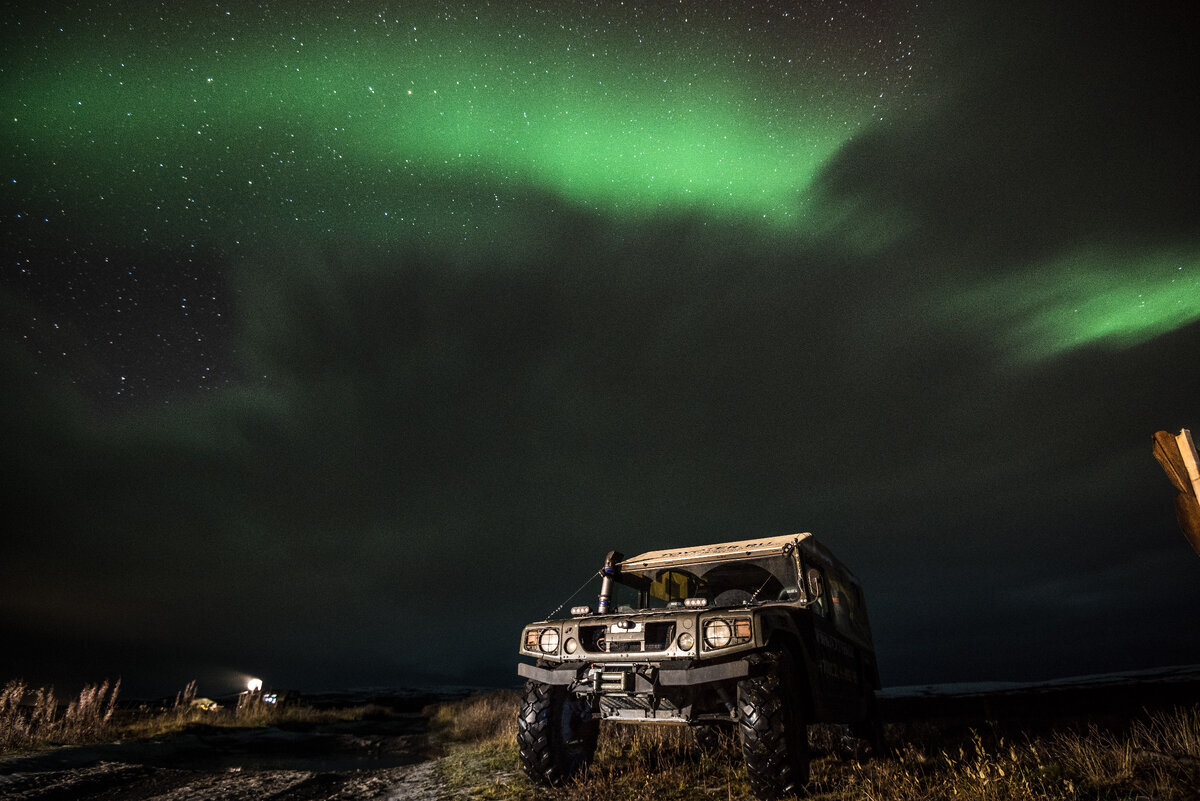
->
737 651 810 800
851 691 885 758
692 722 725 753
517 680 597 786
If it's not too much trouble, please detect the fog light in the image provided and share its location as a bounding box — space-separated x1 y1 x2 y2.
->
564 637 578 654
677 632 695 651
539 628 560 653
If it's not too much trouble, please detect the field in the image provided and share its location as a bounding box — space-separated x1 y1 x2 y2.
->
433 690 1200 800
1 677 1198 799
0 680 439 799
0 679 401 751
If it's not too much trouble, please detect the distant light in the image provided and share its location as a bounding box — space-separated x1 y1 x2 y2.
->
247 677 263 692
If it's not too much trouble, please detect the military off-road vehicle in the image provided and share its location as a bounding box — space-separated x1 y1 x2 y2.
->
516 533 879 800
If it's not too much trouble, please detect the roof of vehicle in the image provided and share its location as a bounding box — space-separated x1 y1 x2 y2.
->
619 533 810 570
617 532 862 586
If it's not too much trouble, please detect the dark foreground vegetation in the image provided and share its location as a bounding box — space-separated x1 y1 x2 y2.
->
3 678 1198 799
431 690 1200 800
0 678 388 752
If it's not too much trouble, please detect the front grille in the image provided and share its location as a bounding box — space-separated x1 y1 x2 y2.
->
580 625 607 653
644 622 676 651
579 621 678 653
608 640 642 653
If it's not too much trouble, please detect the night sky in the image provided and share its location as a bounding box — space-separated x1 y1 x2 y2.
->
2 0 1198 698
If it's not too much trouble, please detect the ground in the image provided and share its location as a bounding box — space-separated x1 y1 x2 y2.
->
0 712 450 800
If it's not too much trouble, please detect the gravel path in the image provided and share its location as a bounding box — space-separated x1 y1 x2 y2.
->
0 759 448 800
0 715 450 800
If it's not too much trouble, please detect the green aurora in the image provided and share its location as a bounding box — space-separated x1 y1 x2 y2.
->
3 7 892 244
3 5 1197 361
969 249 1200 363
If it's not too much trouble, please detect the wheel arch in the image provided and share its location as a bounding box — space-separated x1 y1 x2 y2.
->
763 630 816 720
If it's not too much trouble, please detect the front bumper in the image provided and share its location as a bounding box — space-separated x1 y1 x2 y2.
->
517 658 750 689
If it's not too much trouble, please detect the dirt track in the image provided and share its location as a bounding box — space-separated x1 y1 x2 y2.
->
0 713 448 800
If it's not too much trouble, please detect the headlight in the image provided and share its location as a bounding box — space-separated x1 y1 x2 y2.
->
677 632 695 651
539 628 560 653
703 619 732 649
564 637 578 654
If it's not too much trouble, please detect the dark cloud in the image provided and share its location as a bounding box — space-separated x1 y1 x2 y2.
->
5 209 1198 694
816 0 1199 267
3 0 1198 695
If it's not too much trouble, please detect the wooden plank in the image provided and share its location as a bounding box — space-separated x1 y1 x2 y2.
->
1176 428 1200 502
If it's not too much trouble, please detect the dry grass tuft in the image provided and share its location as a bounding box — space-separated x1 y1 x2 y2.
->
0 679 121 751
556 722 750 801
1 677 396 753
430 689 519 745
430 692 1200 801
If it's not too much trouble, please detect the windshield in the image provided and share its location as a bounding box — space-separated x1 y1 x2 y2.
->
610 554 798 611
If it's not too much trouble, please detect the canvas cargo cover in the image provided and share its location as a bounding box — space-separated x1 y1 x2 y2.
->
619 533 813 570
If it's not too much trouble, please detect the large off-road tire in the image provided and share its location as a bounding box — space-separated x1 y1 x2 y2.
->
517 680 597 786
692 722 725 754
737 651 810 800
851 691 885 758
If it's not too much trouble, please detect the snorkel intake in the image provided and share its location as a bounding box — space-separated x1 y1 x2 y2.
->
596 550 624 614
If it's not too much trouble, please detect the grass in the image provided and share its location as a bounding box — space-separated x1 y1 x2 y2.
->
428 691 1200 801
0 678 386 754
1 678 121 752
6 677 1197 799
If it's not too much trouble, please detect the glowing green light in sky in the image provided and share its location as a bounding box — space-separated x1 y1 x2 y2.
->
962 249 1200 362
8 7 1196 358
2 8 898 245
